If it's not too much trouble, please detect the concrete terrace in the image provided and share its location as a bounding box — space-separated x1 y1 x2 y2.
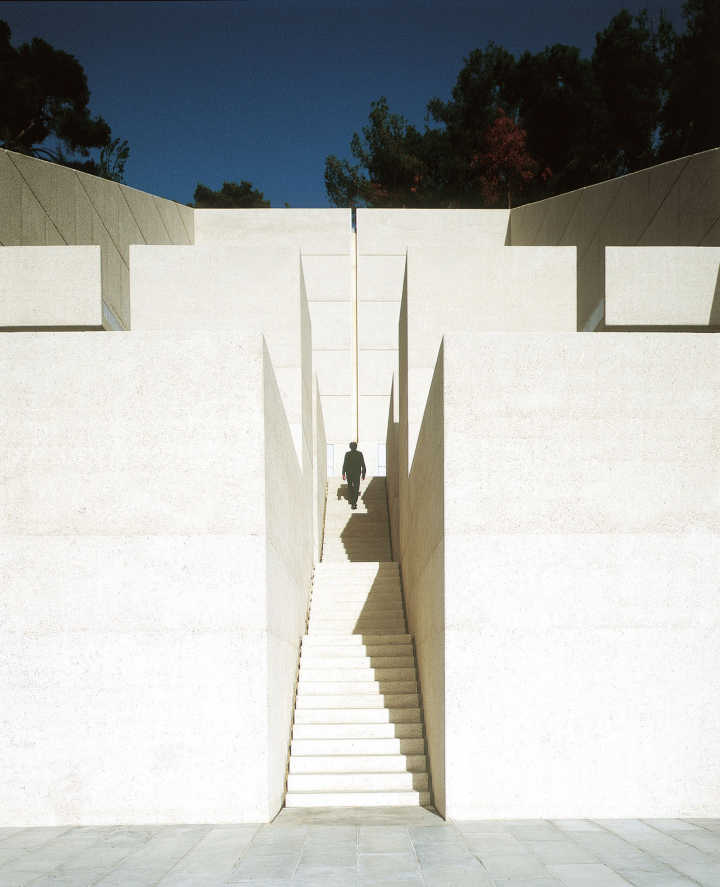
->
2 813 720 886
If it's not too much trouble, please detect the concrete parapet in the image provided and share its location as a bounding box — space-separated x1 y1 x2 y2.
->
0 245 102 329
510 146 720 330
0 149 193 331
194 208 352 255
606 247 720 327
0 332 313 824
356 208 510 255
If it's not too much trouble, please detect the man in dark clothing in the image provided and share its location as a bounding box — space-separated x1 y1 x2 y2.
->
342 442 366 510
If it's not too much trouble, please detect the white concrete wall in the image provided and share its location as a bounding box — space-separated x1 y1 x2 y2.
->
385 373 400 562
0 149 193 330
0 246 102 329
129 244 308 463
510 146 720 330
398 349 446 817
313 375 328 563
402 245 577 467
606 247 720 327
356 209 511 473
438 331 720 819
263 340 314 817
0 332 312 824
193 208 356 463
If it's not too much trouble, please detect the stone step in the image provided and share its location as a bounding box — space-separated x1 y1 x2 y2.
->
321 539 391 546
301 648 414 661
291 737 425 756
299 668 416 682
312 587 401 596
322 542 391 549
310 607 405 634
308 618 406 629
295 693 419 710
289 754 427 774
314 573 398 579
294 707 421 725
310 601 402 611
311 608 404 613
285 789 431 808
308 627 406 636
301 634 411 646
292 722 423 740
287 771 429 792
296 680 418 696
312 579 401 588
308 620 406 632
314 563 398 572
299 656 415 670
321 552 393 561
311 600 403 612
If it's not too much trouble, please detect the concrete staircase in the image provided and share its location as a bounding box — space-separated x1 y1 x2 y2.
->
285 476 431 808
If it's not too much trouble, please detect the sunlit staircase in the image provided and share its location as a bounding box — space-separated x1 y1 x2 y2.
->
285 476 430 807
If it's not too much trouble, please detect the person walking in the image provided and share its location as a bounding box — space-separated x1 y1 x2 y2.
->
342 442 366 510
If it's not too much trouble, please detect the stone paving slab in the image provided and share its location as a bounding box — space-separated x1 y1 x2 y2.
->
0 811 718 886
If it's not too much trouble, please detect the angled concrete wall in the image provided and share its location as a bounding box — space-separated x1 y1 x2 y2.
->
396 349 446 817
0 149 193 330
0 332 311 824
435 332 720 818
510 147 720 330
313 374 328 564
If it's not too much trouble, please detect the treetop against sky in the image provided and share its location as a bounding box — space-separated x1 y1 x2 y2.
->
1 0 711 209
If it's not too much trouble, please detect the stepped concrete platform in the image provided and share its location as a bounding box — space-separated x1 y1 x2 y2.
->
3 816 719 885
286 478 431 809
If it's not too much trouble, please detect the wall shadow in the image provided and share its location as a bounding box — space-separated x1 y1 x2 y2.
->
338 477 393 562
709 264 720 326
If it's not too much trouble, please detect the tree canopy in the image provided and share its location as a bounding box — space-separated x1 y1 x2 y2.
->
325 2 719 209
0 19 128 180
192 180 271 208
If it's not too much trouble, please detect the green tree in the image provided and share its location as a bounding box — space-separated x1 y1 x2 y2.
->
325 97 434 208
659 0 720 159
427 43 517 203
510 44 600 197
591 9 668 176
0 19 119 175
192 180 271 208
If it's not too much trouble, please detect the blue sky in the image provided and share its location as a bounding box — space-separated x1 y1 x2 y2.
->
0 0 686 207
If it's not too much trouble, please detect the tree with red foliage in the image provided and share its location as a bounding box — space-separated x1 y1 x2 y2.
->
473 107 539 208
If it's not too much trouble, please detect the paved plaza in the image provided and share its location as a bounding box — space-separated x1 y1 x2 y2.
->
2 809 720 887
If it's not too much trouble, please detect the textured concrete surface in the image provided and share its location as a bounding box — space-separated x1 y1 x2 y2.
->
0 246 102 329
0 333 313 825
0 148 193 330
509 146 720 330
403 244 577 464
605 247 720 327
439 333 720 819
355 210 511 467
193 209 356 460
1 815 719 886
396 347 446 819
